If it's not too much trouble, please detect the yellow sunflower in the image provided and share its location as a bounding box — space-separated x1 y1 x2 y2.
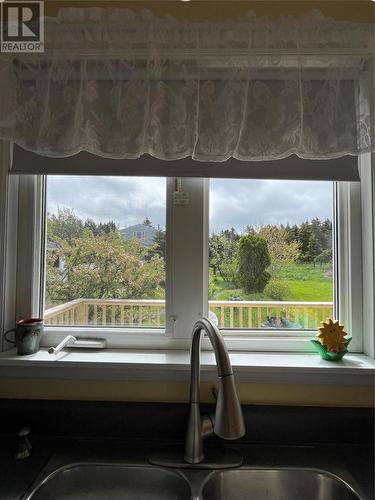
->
317 319 347 352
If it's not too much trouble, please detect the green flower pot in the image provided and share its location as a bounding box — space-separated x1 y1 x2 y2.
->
310 338 352 361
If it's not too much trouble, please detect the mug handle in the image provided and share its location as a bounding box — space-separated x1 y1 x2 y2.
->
4 328 16 344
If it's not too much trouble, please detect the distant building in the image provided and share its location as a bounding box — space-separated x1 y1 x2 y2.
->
120 223 157 248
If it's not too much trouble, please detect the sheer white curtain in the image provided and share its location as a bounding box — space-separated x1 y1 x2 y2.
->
0 8 373 160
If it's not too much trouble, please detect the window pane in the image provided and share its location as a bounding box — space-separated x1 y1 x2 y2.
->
209 179 334 330
44 176 166 328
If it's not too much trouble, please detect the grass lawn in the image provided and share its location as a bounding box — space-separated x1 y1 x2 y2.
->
209 263 333 328
277 263 333 302
209 262 333 302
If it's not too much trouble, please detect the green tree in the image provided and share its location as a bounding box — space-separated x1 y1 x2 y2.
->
209 234 224 277
307 233 323 263
237 234 271 293
209 230 239 281
46 231 164 302
321 218 332 250
47 207 84 244
297 221 312 261
287 218 332 263
151 229 166 261
314 249 332 268
84 218 117 236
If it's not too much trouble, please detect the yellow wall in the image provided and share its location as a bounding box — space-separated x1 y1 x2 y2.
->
3 0 372 407
44 1 374 23
1 378 373 407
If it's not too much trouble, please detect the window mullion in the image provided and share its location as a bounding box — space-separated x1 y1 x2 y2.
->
359 153 375 357
337 180 363 352
16 175 44 320
0 142 18 349
166 177 209 339
358 71 375 358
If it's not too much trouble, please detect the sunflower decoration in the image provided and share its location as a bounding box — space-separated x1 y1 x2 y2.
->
310 319 351 361
318 319 347 352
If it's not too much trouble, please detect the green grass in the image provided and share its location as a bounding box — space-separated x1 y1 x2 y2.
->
208 262 334 329
277 263 333 302
209 263 333 302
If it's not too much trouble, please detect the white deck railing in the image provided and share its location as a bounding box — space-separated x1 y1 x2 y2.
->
44 298 333 329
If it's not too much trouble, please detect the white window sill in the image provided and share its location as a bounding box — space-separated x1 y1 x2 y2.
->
0 348 374 385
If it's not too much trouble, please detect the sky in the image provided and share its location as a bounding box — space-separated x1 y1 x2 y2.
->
47 176 333 233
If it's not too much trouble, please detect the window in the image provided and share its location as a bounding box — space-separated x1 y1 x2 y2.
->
0 140 366 352
44 176 166 329
8 166 365 352
208 179 334 332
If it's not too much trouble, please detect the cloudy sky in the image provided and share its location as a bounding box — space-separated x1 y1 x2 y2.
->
47 176 333 233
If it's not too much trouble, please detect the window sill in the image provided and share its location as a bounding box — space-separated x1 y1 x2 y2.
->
0 348 374 385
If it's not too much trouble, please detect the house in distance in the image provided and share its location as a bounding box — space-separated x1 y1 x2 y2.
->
120 221 157 248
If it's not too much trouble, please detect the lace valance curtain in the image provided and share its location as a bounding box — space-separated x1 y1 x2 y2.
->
0 8 373 161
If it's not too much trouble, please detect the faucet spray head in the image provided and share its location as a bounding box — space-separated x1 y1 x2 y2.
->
214 374 245 440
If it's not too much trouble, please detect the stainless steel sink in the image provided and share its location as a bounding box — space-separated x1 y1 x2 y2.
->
202 469 361 500
26 464 191 500
24 462 364 500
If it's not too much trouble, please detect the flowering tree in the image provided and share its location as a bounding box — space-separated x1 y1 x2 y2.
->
46 226 164 304
257 225 300 275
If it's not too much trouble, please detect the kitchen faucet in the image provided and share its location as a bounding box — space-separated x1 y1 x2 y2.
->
184 317 245 464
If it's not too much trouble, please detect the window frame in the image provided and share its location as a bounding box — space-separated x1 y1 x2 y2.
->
3 165 367 354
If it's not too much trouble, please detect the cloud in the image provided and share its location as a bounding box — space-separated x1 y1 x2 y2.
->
47 176 166 229
209 179 333 233
47 176 333 233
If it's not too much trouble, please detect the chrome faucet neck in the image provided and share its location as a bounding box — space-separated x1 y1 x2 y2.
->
189 318 232 403
184 318 245 464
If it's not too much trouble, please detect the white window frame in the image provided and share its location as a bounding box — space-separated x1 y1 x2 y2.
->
1 160 371 355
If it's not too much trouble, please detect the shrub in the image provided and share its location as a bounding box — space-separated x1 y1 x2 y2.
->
264 279 291 300
220 259 239 285
237 234 271 293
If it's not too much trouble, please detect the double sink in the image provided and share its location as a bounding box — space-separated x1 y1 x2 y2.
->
25 463 362 500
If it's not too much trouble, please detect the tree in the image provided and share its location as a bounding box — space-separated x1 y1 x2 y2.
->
47 207 84 244
237 234 271 293
84 218 117 236
209 234 224 277
151 229 166 261
209 230 239 281
284 223 300 246
286 218 332 263
257 225 300 275
297 221 312 261
143 217 153 227
314 249 332 268
321 218 332 249
46 231 164 302
307 233 323 263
